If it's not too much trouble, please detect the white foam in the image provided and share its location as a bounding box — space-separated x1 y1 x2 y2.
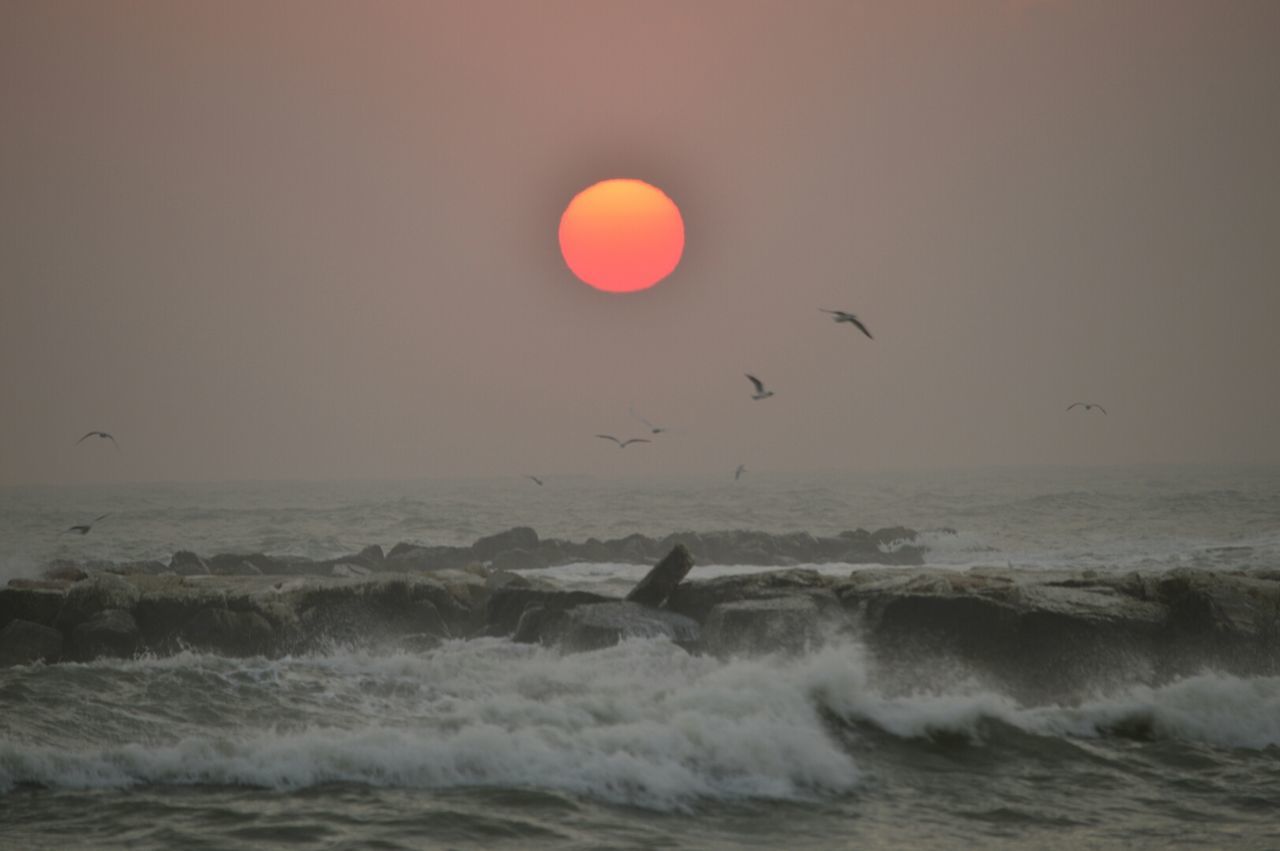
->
829 671 1280 751
0 640 863 809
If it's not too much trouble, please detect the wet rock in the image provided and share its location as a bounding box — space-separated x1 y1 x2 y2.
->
57 573 141 629
179 608 276 656
473 527 539 561
553 601 701 652
703 596 839 657
665 569 836 623
170 551 210 576
483 587 611 637
0 619 63 666
1 586 66 630
43 561 89 582
625 545 694 608
70 608 141 661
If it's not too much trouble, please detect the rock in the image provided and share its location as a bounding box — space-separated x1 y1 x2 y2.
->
357 544 385 564
2 586 68 630
665 569 836 623
703 596 837 657
170 551 210 576
511 605 561 644
625 545 694 608
472 527 539 561
179 608 276 656
70 608 141 661
552 601 701 652
0 619 63 666
58 573 141 629
331 563 372 578
43 561 89 582
483 587 611 637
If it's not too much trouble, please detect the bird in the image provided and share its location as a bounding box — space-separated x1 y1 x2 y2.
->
67 514 109 535
76 431 118 447
819 309 874 340
734 464 747 481
1067 402 1108 415
525 475 544 486
745 374 774 400
629 407 668 434
595 434 652 448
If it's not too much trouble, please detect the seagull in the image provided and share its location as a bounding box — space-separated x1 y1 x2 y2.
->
67 513 109 535
745 374 774 400
525 475 544 486
819 309 874 340
629 407 668 434
76 431 118 448
734 464 746 481
1067 402 1108 415
595 435 652 449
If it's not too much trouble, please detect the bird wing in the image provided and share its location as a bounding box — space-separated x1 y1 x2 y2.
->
595 434 622 445
76 431 98 444
621 439 652 447
1095 405 1107 415
105 433 118 447
849 317 874 340
745 374 765 393
92 513 109 523
67 525 87 533
1067 403 1083 411
629 407 656 429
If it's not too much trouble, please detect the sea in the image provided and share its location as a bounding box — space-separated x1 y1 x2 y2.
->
1 465 1278 849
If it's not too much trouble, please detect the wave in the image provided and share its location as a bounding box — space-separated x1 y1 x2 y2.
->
3 640 1277 809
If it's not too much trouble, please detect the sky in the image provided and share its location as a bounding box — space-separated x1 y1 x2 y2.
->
2 0 1278 485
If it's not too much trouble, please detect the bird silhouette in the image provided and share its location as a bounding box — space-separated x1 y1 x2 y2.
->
1067 402 1107 415
734 464 747 481
76 431 118 448
819 309 874 340
745 374 774 400
67 513 109 535
595 435 652 449
525 475 544 486
629 407 668 434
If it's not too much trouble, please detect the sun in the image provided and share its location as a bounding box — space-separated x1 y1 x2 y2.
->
558 178 685 293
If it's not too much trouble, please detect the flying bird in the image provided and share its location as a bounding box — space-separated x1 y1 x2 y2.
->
734 464 747 481
525 475 544 486
67 514 109 535
819 309 874 340
745 374 774 400
1067 402 1108 415
76 431 118 447
595 435 652 449
629 407 668 434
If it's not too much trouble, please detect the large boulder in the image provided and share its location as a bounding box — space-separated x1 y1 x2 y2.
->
57 573 141 630
702 596 842 657
483 587 611 638
69 608 141 661
170 551 210 576
551 601 701 652
472 527 539 561
1 585 66 629
179 608 276 656
625 544 695 608
664 569 836 623
0 619 63 666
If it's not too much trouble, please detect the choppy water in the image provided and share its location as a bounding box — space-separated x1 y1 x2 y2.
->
2 465 1279 848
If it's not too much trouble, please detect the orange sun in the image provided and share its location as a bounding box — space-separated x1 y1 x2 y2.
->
558 178 685 293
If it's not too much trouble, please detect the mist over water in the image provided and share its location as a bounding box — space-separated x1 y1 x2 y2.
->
2 465 1279 847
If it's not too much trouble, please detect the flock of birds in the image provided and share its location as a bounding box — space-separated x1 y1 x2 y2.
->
531 306 1105 487
66 308 1108 525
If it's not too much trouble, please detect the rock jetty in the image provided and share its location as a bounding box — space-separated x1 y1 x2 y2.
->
4 529 1277 704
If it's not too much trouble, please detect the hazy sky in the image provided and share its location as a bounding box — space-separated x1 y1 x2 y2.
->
2 1 1277 485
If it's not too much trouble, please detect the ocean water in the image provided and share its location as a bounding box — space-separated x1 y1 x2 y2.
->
2 465 1279 849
